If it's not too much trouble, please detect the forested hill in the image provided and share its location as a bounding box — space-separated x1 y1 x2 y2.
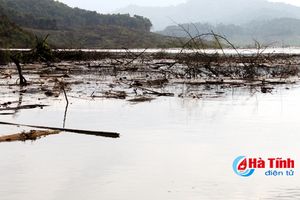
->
0 12 34 48
0 0 172 48
0 0 152 31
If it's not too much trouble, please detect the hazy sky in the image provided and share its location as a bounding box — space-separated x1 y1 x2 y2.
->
57 0 186 13
57 0 300 13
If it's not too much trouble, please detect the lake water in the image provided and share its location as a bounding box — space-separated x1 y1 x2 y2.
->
1 84 300 200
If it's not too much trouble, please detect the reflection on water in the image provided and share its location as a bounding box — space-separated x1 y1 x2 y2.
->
1 86 300 200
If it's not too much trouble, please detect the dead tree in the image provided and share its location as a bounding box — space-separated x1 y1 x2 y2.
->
10 55 27 86
9 35 53 86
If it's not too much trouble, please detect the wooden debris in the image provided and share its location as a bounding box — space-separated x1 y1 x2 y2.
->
92 91 127 99
40 74 70 78
128 96 155 102
146 78 168 86
0 104 48 111
0 121 120 138
136 86 174 97
0 112 15 115
0 101 17 106
261 86 274 93
0 130 60 142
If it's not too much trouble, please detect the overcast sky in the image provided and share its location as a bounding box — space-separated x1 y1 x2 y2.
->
57 0 186 13
57 0 300 13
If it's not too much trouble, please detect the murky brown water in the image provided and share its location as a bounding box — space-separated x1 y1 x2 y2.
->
1 85 300 200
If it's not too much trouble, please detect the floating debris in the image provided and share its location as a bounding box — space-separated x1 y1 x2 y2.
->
0 121 120 138
0 104 48 112
128 96 155 102
0 130 61 142
92 91 127 99
261 86 274 93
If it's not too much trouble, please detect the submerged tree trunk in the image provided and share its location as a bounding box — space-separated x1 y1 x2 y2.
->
10 55 27 86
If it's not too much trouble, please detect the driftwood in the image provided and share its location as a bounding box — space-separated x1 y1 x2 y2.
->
0 112 15 115
173 78 295 86
146 78 168 86
0 121 120 138
128 96 155 102
0 104 48 111
138 87 174 97
120 80 174 97
0 130 60 142
91 91 127 99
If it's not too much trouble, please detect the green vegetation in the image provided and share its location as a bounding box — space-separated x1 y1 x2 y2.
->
0 14 34 48
0 0 152 31
27 25 176 49
0 0 176 48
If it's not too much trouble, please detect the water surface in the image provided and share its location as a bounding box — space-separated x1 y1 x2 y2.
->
1 86 300 200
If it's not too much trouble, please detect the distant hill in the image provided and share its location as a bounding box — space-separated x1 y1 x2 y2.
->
0 13 34 48
0 0 152 31
158 18 300 47
117 0 300 31
0 0 175 48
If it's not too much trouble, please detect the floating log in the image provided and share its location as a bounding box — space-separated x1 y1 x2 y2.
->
92 91 127 99
0 121 120 138
137 86 174 97
128 96 155 102
0 104 48 111
0 130 60 142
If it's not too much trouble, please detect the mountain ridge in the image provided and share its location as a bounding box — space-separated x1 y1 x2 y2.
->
117 0 300 30
158 17 300 46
